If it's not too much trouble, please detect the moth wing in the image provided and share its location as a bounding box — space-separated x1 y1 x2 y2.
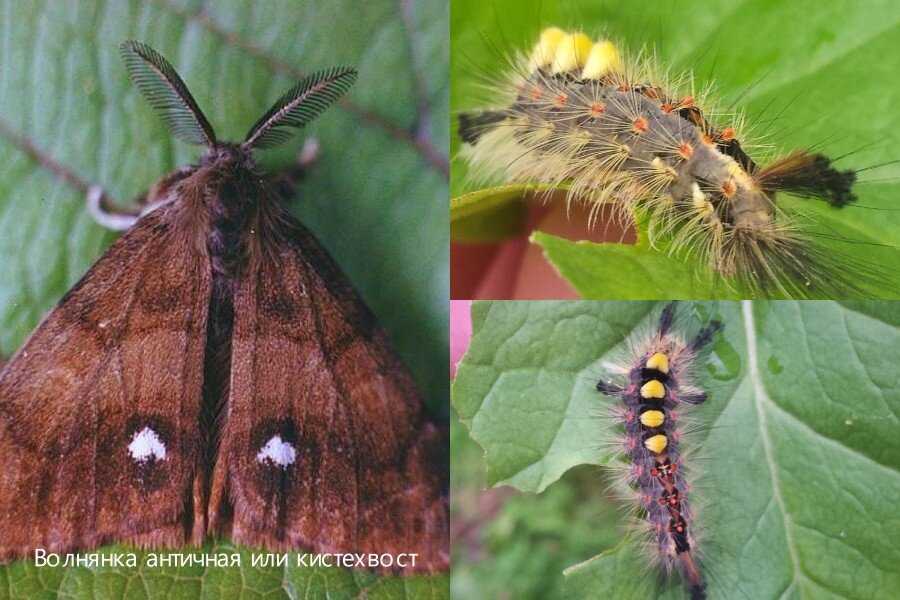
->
212 218 448 573
0 203 210 560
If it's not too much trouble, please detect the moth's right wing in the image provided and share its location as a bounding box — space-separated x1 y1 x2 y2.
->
0 203 211 561
210 218 449 573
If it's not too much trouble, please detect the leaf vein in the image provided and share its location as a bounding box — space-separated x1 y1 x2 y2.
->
743 301 803 596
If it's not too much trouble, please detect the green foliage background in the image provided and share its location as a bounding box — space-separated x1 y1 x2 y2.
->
452 301 900 599
450 0 900 299
0 0 448 597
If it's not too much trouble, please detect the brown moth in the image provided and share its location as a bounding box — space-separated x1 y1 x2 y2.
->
0 41 448 573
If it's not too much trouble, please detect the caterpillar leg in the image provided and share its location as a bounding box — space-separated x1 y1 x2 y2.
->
85 165 193 231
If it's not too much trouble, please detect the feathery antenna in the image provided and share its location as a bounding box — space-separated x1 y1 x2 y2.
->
120 41 217 147
242 67 357 150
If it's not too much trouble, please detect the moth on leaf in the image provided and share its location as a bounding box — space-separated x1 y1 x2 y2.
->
0 41 449 573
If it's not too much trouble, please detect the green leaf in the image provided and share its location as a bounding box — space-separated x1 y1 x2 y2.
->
450 185 527 242
452 301 657 491
532 230 749 300
0 0 448 596
562 541 657 600
453 301 900 599
450 0 900 299
450 184 551 242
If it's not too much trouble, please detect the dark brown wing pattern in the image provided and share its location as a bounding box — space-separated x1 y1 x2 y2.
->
209 217 449 573
0 203 210 560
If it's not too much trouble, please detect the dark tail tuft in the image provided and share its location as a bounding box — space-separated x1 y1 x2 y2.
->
755 150 857 208
658 302 677 338
458 110 508 144
689 584 707 600
689 320 723 353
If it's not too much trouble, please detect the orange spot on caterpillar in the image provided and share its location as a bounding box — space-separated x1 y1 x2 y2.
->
530 85 542 100
678 143 693 160
632 117 648 133
590 102 605 116
721 127 735 142
555 92 568 106
617 84 630 92
662 103 674 113
681 96 694 107
701 134 714 145
721 178 737 198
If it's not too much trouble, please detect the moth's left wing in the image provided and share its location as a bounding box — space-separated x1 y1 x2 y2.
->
0 204 211 560
210 219 448 573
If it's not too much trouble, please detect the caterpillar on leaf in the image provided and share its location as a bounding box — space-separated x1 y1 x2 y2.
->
457 27 890 299
595 302 721 600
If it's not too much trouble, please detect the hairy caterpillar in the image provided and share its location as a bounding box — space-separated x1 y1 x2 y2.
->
595 303 721 599
457 26 889 298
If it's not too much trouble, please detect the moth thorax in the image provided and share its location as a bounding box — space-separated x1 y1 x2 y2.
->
201 162 265 278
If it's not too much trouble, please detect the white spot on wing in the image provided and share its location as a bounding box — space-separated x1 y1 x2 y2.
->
128 426 167 463
256 435 297 469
